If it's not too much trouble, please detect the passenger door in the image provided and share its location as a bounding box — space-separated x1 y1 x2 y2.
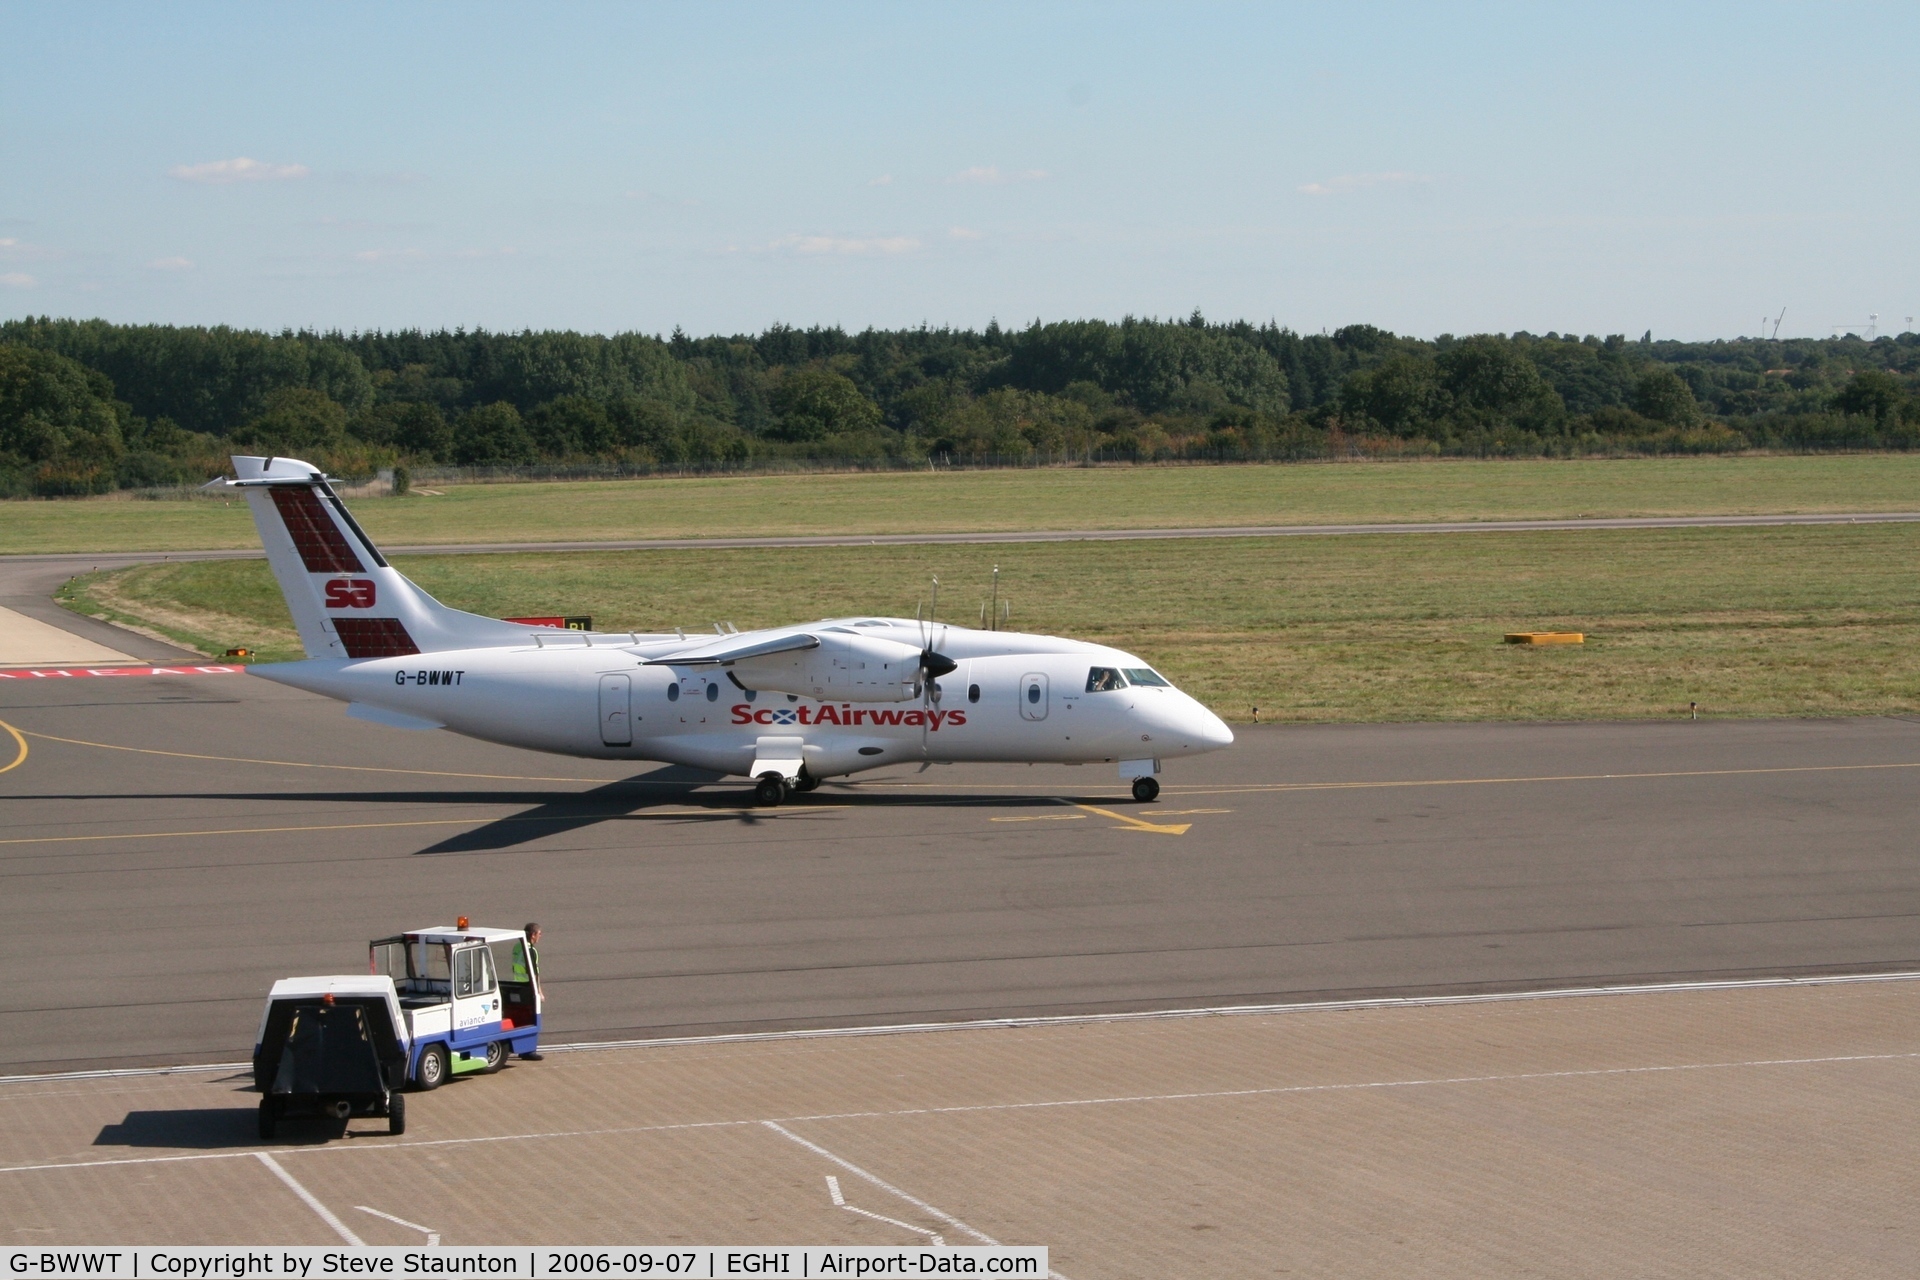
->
599 673 632 746
1019 672 1049 721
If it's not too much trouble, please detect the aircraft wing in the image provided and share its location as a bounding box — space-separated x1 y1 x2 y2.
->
642 631 820 666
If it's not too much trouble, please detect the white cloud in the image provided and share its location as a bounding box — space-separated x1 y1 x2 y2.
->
147 256 193 270
1298 171 1429 197
0 272 36 288
948 226 986 241
169 157 310 184
0 238 16 248
771 233 920 256
948 165 1047 185
868 174 893 186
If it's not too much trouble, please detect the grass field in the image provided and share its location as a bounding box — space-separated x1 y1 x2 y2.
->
61 523 1920 723
9 454 1920 554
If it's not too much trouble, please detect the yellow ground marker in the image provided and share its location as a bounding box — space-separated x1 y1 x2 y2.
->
0 718 27 775
1505 632 1585 644
1063 800 1192 835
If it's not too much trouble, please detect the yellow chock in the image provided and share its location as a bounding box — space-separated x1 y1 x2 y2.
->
1505 632 1584 645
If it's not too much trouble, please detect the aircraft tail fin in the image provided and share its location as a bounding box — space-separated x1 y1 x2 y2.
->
228 456 530 659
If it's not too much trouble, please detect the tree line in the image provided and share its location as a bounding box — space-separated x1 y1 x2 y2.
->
2 313 1917 496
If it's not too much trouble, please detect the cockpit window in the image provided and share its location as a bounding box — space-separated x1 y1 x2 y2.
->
1086 667 1127 693
1123 668 1171 687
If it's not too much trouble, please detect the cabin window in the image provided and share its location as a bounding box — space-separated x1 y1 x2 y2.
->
1085 667 1127 693
706 681 720 702
667 683 679 702
1027 682 1042 704
1123 668 1171 687
968 683 981 703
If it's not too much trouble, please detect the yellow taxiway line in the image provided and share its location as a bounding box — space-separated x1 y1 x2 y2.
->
0 718 26 775
1061 799 1192 835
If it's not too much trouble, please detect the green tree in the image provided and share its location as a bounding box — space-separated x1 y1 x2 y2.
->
350 401 454 460
527 396 615 456
230 386 349 453
1632 366 1702 425
1436 337 1564 431
453 401 537 465
0 343 126 493
1339 353 1446 436
767 367 882 441
1834 369 1907 423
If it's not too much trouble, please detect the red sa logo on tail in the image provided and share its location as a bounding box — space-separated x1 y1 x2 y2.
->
324 578 377 609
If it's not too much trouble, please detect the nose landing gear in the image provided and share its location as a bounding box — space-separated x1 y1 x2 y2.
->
753 773 790 806
1131 776 1160 803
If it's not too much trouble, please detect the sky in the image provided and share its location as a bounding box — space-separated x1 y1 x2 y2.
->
1 2 1915 341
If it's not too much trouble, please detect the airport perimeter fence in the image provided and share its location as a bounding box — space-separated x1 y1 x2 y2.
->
59 432 1920 502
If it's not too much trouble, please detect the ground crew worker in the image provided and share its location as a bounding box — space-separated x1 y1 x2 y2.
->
520 923 544 1060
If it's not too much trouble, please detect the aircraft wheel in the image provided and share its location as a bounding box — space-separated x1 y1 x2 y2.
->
415 1043 449 1090
792 772 819 793
1132 776 1160 803
754 775 787 806
387 1094 407 1135
483 1040 508 1073
257 1098 278 1142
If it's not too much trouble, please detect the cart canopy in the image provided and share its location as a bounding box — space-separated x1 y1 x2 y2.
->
252 976 410 1093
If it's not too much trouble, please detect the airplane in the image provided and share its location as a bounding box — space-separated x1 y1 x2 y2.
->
217 454 1234 805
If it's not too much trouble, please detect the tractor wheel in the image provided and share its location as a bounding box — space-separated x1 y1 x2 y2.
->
1131 776 1160 803
257 1098 278 1142
387 1093 407 1135
415 1043 450 1091
483 1040 508 1073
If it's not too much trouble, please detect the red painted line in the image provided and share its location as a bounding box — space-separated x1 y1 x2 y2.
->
0 665 244 680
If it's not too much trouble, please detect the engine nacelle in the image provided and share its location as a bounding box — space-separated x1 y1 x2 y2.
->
730 632 924 703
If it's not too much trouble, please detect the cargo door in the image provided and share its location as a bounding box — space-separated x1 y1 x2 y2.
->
598 673 632 745
1019 672 1049 721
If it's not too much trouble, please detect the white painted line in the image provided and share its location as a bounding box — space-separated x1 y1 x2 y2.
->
4 1047 1916 1179
9 969 1920 1087
256 1152 364 1245
823 1176 945 1245
540 968 1920 1057
0 1063 249 1086
766 1122 996 1245
356 1205 441 1246
840 1204 946 1245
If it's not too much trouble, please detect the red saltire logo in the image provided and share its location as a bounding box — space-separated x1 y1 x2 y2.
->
324 579 377 608
732 704 966 729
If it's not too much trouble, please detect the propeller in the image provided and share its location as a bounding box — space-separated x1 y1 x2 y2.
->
916 577 956 759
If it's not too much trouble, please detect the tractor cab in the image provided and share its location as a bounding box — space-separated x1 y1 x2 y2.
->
369 920 543 1089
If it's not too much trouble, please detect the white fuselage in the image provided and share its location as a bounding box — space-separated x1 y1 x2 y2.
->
252 616 1234 780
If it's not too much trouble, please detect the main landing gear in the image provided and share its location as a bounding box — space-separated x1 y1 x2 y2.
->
754 769 818 807
1132 776 1160 803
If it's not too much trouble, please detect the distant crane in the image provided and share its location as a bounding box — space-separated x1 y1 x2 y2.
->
1769 307 1786 340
